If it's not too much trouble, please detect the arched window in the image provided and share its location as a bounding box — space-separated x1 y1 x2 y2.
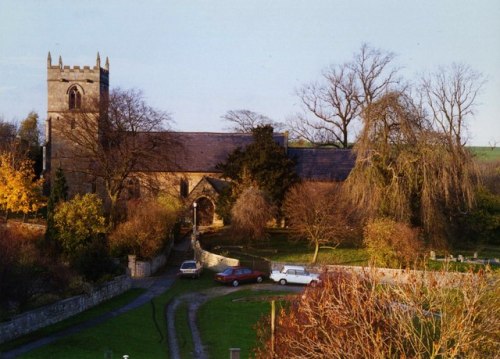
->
68 86 82 110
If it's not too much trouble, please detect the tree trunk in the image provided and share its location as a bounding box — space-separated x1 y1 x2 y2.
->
312 240 319 264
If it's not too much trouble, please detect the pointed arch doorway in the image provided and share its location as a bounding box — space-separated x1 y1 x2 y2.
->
194 197 215 226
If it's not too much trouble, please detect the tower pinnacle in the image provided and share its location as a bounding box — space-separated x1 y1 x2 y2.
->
47 52 52 67
105 56 109 71
96 52 101 68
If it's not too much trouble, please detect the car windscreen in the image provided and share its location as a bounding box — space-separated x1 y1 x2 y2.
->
221 268 233 275
181 262 196 269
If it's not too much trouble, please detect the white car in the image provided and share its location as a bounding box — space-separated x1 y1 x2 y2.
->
178 260 203 278
270 265 320 286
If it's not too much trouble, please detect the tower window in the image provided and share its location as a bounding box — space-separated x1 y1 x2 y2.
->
68 86 82 110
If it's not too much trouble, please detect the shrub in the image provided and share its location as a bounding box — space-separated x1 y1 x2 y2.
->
255 269 500 358
109 197 180 259
0 224 45 314
53 193 107 256
363 218 424 267
53 194 113 281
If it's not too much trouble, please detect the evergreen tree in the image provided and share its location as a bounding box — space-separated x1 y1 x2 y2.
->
44 167 68 251
216 125 298 222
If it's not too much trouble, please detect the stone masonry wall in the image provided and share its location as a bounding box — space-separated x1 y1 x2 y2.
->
0 275 131 344
271 262 469 287
192 239 240 272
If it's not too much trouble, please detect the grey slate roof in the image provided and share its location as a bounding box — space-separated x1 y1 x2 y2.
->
138 131 355 180
288 148 355 181
167 132 286 172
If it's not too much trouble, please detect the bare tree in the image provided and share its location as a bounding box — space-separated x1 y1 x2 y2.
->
283 182 358 263
56 88 177 225
222 109 285 133
230 186 275 242
421 63 485 147
0 118 17 153
290 44 401 148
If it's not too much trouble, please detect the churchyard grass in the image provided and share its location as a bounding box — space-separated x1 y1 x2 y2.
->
201 228 369 266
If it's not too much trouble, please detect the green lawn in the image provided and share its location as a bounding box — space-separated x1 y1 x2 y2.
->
201 228 500 272
10 270 217 359
201 228 369 267
470 146 500 162
198 290 292 358
175 302 194 358
0 288 145 353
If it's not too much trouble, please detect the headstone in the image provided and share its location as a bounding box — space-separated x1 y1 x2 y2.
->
458 255 464 262
474 252 478 259
229 348 241 359
430 251 436 260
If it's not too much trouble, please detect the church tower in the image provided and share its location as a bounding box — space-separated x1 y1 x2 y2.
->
45 52 109 195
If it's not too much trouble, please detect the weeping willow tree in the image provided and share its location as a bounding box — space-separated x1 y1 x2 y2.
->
346 91 478 246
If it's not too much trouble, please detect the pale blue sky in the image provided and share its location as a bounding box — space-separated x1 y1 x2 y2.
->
1 0 499 145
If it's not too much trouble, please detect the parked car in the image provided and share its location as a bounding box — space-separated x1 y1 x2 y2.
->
178 260 203 278
270 265 320 286
214 266 265 287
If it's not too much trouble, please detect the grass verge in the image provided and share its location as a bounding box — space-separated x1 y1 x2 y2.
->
5 269 217 359
175 302 194 358
198 289 293 358
0 288 145 353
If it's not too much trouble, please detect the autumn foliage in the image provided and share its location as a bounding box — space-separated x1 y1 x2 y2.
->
108 196 180 259
254 269 499 358
363 218 424 267
0 152 44 217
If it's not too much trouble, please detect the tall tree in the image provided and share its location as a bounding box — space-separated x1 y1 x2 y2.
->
222 109 285 133
217 125 298 222
56 88 177 226
290 44 401 148
421 63 485 148
346 91 477 245
17 112 42 176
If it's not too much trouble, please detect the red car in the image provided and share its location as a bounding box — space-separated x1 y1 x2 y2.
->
214 266 265 287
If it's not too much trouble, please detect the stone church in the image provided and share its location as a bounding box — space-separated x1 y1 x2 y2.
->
45 53 354 226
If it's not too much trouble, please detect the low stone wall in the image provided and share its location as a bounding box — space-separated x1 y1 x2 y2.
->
128 254 168 278
0 275 132 344
127 240 174 278
271 262 469 287
193 239 239 272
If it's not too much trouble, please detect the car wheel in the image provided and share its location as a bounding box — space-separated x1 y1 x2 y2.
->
279 279 287 286
256 276 263 283
232 280 239 287
310 281 318 287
